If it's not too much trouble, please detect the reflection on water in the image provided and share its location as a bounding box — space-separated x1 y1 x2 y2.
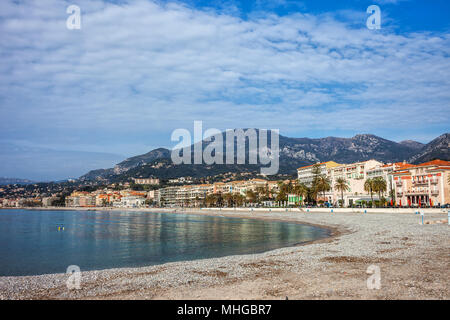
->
0 209 330 276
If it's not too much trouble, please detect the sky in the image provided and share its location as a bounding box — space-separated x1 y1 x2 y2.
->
0 0 449 180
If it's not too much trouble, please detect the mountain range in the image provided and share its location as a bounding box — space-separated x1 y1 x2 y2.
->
78 132 449 183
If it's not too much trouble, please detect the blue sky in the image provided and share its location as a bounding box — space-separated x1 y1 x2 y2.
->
0 0 449 180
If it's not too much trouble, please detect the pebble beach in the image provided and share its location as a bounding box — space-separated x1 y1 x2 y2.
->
0 208 449 300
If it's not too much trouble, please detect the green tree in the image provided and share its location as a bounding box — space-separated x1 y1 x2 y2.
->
233 194 245 207
364 178 375 208
293 183 308 205
255 185 270 202
373 177 387 207
334 177 349 207
316 175 331 204
246 190 257 204
205 194 216 207
224 193 233 207
310 164 322 201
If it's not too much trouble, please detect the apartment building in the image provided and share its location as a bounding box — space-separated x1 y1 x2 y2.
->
366 162 414 196
42 196 59 207
297 161 341 186
65 191 96 207
147 189 159 200
326 159 383 206
298 159 386 205
113 196 146 208
157 178 280 207
393 160 450 207
158 186 181 207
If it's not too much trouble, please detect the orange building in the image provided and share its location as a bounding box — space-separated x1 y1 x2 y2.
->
393 160 450 207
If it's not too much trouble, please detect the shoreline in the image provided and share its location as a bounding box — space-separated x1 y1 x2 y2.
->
0 208 448 299
2 206 448 214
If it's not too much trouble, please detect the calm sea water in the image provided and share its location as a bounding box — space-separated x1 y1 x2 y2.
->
0 209 330 276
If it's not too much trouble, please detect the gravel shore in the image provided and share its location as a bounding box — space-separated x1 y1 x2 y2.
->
0 209 449 300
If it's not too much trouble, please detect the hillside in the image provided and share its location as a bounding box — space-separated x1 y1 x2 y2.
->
79 131 449 183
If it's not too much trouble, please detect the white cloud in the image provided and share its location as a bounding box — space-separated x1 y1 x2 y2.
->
0 0 449 153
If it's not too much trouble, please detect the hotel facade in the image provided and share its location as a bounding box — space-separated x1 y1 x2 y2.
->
157 178 281 207
297 159 450 207
393 160 450 207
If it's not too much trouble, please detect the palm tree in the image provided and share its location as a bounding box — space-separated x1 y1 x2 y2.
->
316 175 331 204
233 194 245 207
293 183 308 205
224 193 233 207
246 190 257 204
275 182 289 203
334 177 349 207
364 178 375 207
373 177 387 207
311 164 322 184
255 186 270 202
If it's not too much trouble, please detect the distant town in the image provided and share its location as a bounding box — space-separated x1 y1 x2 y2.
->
1 159 448 209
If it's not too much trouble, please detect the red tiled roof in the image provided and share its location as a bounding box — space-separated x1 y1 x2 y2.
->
412 159 450 167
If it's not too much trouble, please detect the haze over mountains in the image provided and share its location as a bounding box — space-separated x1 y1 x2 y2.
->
79 132 450 183
0 142 124 182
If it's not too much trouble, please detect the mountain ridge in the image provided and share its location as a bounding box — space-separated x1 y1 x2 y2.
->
79 132 450 183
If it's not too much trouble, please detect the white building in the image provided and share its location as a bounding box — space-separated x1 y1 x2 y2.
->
297 161 341 187
42 197 59 207
113 196 146 208
326 159 384 206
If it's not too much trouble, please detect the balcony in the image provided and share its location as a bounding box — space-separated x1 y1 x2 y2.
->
430 179 438 184
405 190 427 195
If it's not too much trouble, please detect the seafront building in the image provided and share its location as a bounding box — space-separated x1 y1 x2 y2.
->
42 196 60 207
297 160 383 205
393 160 450 207
366 162 415 197
297 161 341 186
158 186 180 207
296 159 450 207
65 189 148 208
156 179 280 207
60 159 450 208
326 160 383 206
2 159 448 209
113 196 146 208
65 191 96 207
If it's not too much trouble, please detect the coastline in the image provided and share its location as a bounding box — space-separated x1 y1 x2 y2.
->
0 208 448 300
